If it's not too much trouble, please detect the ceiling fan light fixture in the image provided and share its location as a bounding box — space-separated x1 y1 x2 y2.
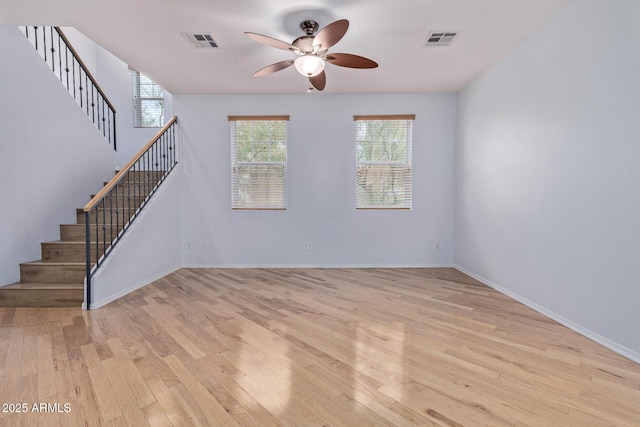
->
294 54 325 77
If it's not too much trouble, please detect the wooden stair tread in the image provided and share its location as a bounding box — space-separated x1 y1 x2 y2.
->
0 282 84 307
43 240 100 245
21 260 87 267
1 282 84 290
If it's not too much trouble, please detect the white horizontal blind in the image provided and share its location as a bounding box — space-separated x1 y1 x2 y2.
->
354 115 414 209
230 116 288 209
131 69 164 127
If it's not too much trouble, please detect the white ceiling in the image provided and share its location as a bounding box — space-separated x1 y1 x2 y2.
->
0 0 570 95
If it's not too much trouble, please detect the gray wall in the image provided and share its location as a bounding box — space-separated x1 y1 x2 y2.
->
0 25 117 286
175 94 456 267
455 0 640 360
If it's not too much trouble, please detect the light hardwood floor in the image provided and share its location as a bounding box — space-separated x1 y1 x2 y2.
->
0 268 639 426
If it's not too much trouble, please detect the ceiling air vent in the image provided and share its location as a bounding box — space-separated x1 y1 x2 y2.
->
182 32 219 48
425 31 458 47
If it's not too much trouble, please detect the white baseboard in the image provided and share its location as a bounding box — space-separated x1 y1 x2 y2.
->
181 263 455 269
453 264 640 365
83 266 181 310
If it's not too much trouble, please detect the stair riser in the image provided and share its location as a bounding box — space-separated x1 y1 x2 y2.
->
20 264 85 284
92 195 147 209
122 170 166 180
60 224 121 242
0 288 83 307
77 209 137 225
42 243 106 263
104 172 165 187
102 182 159 196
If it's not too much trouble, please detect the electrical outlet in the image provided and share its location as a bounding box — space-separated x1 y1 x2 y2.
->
435 242 440 251
303 242 309 250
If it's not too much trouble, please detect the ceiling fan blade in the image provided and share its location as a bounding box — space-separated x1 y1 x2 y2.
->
325 53 378 69
309 71 326 91
313 19 349 51
245 32 297 52
253 60 294 77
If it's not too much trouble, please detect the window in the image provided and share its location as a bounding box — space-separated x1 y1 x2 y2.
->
354 115 415 209
229 116 288 209
131 69 164 127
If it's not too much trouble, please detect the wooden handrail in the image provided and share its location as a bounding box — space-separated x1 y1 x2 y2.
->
54 27 116 113
84 116 177 212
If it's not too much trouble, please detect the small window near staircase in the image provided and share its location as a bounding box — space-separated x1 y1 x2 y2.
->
131 69 164 127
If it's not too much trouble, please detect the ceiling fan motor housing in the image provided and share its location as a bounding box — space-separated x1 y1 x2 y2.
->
300 20 319 36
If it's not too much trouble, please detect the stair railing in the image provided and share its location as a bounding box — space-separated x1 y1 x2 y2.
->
83 117 178 308
22 26 117 149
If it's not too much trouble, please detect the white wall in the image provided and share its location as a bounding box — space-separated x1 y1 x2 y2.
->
176 94 456 267
89 166 182 308
62 28 174 166
0 25 117 286
455 0 640 361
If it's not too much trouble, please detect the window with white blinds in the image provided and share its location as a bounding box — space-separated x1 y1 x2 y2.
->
131 69 164 127
354 115 415 209
229 116 288 209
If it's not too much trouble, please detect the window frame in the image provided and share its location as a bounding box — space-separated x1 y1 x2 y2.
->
229 115 289 210
131 69 164 128
354 114 415 210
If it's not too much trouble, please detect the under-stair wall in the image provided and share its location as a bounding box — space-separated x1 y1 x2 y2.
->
88 164 182 309
0 25 117 286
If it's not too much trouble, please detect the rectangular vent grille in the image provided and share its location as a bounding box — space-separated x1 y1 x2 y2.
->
425 31 458 47
182 32 219 48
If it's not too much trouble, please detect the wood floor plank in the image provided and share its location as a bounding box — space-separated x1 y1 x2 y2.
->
107 337 156 408
37 334 57 401
80 344 122 421
163 353 239 426
142 401 173 427
0 268 638 426
102 357 148 426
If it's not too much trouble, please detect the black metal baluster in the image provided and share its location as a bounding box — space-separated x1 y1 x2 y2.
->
85 74 90 114
71 53 76 99
85 211 92 310
171 123 175 164
64 44 69 90
164 126 168 171
50 27 55 72
96 96 100 132
78 65 83 108
107 109 112 145
43 27 47 62
162 134 166 178
132 163 137 220
90 86 94 124
153 143 157 187
125 169 130 228
109 191 114 242
57 32 62 82
124 174 128 232
145 151 149 201
100 202 106 266
114 181 119 243
101 98 104 134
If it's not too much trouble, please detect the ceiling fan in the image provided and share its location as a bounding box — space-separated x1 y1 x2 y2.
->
245 19 378 92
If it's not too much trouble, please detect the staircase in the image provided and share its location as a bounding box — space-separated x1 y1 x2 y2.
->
0 170 163 307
